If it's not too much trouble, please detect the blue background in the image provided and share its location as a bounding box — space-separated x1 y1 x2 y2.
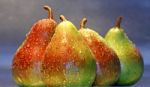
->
0 0 150 86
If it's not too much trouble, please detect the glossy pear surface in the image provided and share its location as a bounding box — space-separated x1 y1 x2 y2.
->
105 17 144 85
42 16 96 87
79 27 120 86
12 6 56 87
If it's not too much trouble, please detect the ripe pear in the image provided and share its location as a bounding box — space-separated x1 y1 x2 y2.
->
105 17 144 85
12 5 57 87
41 15 96 87
78 18 120 86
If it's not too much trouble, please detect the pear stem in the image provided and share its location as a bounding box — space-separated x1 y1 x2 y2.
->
60 15 67 21
115 16 123 28
43 5 53 19
80 18 87 29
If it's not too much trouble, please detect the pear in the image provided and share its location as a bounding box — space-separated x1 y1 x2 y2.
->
41 15 96 87
105 17 144 85
12 5 57 87
79 18 120 86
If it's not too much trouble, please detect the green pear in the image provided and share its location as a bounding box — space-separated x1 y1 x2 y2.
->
41 15 96 87
105 17 144 85
79 18 120 86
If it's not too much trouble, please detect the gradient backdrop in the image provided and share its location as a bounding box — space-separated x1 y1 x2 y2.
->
0 0 150 86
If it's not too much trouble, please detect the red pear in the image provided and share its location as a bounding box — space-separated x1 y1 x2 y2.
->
12 5 57 86
79 18 120 86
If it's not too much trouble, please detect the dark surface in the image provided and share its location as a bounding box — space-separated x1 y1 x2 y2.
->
0 65 150 87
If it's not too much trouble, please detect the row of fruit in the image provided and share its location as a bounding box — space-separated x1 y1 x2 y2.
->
12 5 144 87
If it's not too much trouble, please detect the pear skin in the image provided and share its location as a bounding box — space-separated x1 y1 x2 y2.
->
79 18 120 86
41 15 96 87
105 17 144 85
12 5 57 87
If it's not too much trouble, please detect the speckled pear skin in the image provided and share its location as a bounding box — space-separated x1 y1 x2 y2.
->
105 17 144 85
12 6 57 87
78 18 120 86
41 16 96 87
79 28 120 86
